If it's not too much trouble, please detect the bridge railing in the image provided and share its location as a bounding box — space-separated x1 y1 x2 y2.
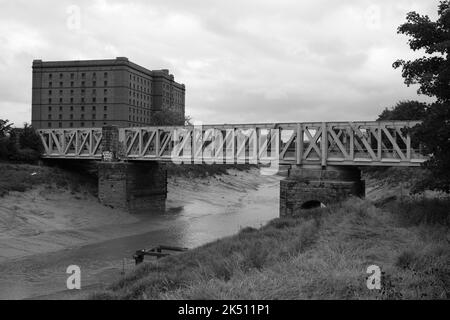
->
38 127 103 158
38 121 428 166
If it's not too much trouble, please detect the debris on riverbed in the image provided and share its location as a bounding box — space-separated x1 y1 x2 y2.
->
133 245 189 265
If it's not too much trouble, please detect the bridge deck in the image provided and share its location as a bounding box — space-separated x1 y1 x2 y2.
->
38 121 428 167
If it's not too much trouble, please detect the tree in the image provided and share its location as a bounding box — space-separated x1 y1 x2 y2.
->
0 120 43 163
393 1 450 102
0 119 13 138
19 123 43 153
150 110 185 126
393 1 450 192
0 119 13 160
184 115 193 126
377 100 428 121
412 102 450 192
150 110 193 126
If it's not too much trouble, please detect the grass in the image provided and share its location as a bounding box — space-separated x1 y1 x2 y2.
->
90 197 449 300
0 161 97 197
362 167 433 194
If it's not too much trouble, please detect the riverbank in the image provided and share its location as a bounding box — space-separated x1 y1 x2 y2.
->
0 162 282 299
1 163 448 299
0 163 278 262
92 195 449 299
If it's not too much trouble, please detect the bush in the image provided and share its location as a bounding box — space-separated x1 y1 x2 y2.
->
0 137 9 160
390 198 450 227
19 123 43 153
8 148 41 163
0 121 44 163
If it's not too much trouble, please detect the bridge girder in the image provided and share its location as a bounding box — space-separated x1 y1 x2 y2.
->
37 121 427 167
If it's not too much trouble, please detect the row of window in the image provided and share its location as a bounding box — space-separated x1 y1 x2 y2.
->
129 82 150 93
48 72 108 80
163 97 184 105
48 89 108 96
47 121 109 128
129 73 150 86
46 121 153 128
129 107 150 116
129 98 150 108
48 80 108 87
163 90 184 104
48 97 109 103
48 106 108 112
48 113 108 120
129 90 150 100
129 115 149 122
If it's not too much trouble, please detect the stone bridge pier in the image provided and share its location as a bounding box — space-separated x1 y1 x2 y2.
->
97 126 167 212
98 162 167 212
280 165 365 217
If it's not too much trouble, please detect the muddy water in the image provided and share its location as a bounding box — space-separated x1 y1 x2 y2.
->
0 177 281 300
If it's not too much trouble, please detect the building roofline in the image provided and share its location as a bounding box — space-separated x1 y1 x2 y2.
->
32 57 185 88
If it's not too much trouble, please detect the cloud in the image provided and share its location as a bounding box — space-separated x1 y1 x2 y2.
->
0 0 438 126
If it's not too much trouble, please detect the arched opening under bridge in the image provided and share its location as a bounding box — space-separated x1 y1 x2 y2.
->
300 200 326 210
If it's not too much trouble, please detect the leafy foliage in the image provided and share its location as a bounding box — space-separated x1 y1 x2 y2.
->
0 119 13 138
412 103 450 192
0 119 13 160
0 120 43 163
377 100 428 121
393 1 450 192
393 1 450 101
150 110 190 126
19 123 43 153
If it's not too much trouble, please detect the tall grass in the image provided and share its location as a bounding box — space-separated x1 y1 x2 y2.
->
90 196 449 300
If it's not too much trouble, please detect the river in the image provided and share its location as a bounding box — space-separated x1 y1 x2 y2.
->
0 170 282 299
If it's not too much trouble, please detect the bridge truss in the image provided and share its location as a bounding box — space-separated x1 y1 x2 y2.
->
38 121 427 166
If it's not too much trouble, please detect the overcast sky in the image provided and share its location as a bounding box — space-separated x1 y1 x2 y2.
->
0 0 438 126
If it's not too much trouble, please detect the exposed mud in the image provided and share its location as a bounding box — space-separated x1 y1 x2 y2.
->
0 168 282 299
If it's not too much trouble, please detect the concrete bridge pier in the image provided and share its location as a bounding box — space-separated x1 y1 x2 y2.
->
280 165 365 217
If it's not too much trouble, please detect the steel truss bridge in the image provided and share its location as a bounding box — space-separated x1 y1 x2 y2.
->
38 121 427 167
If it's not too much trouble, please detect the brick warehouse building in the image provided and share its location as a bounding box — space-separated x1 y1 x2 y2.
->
31 57 185 129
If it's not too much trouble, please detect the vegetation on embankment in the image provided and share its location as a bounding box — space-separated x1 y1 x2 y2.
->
0 161 256 198
362 167 436 195
91 196 449 300
0 162 97 197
